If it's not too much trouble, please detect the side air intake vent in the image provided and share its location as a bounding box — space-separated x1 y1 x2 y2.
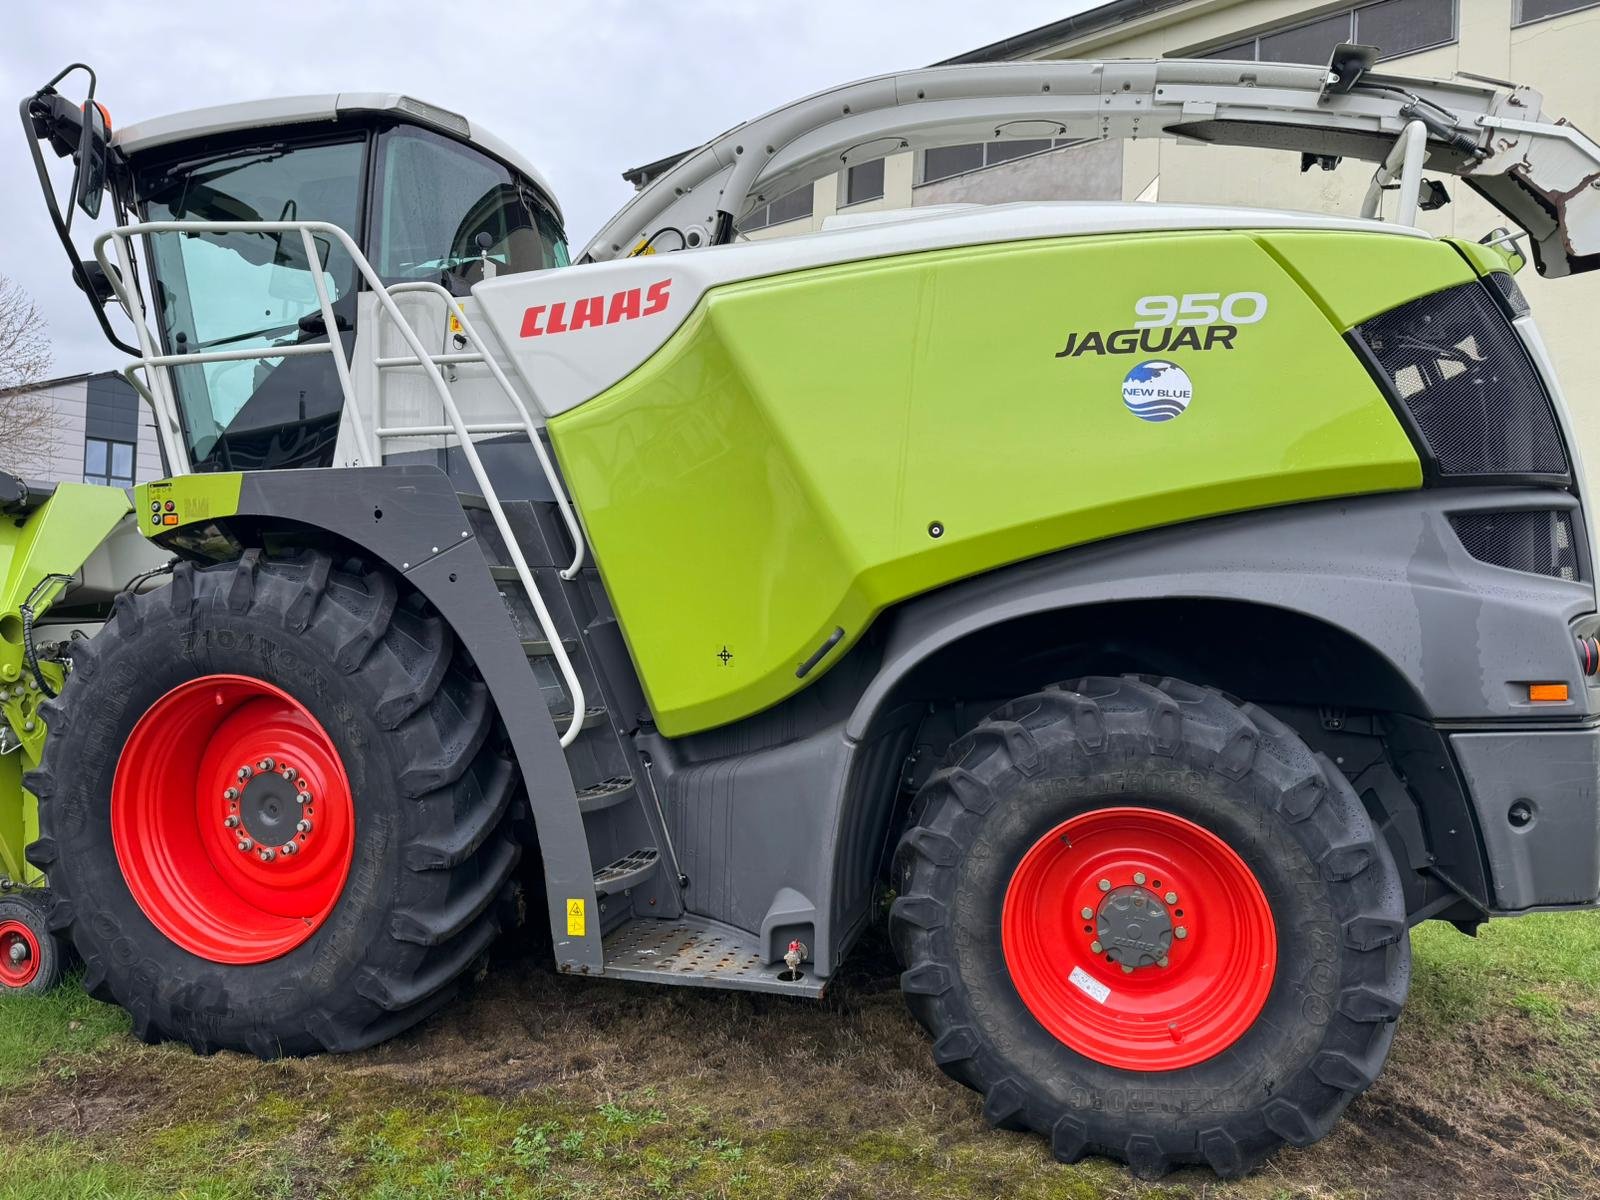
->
1353 281 1566 479
1449 509 1579 581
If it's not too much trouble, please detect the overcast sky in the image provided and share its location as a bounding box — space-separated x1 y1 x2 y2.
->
2 1 1094 378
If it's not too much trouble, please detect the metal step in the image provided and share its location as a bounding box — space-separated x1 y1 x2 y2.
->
552 705 609 733
521 636 579 658
602 916 827 997
577 776 635 814
594 847 658 894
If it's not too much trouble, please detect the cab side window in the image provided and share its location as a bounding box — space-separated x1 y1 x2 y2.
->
371 125 567 293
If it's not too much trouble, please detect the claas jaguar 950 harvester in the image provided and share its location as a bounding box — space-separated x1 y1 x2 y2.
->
18 48 1600 1177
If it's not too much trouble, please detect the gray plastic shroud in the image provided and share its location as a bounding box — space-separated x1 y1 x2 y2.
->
1451 730 1600 911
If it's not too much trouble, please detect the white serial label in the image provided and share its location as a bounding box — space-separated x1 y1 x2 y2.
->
1068 965 1111 1004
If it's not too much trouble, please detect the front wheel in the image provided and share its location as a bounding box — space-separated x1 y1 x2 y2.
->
0 892 65 995
890 676 1410 1179
26 550 523 1056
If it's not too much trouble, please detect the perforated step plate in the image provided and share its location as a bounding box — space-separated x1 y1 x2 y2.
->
602 916 826 997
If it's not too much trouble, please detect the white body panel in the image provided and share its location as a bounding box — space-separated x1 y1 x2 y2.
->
473 199 1428 419
114 93 561 218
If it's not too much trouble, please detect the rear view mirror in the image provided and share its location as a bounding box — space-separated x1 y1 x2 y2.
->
75 101 109 220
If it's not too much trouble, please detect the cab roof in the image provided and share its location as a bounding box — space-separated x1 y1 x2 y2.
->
111 92 561 221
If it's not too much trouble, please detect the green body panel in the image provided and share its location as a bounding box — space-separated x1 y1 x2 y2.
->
1448 236 1526 278
0 484 132 888
552 230 1435 735
1254 231 1475 328
135 472 243 538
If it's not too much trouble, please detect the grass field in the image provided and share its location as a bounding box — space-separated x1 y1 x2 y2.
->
1 910 1597 1200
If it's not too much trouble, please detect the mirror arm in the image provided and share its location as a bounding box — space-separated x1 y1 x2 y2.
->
18 74 141 357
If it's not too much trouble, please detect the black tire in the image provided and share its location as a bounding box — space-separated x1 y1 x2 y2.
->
889 675 1410 1179
25 549 523 1056
0 891 65 995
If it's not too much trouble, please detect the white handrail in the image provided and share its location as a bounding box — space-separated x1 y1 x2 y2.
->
377 282 589 581
93 219 589 748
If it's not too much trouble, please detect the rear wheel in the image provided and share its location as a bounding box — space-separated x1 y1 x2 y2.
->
890 676 1410 1178
0 892 63 995
26 550 523 1056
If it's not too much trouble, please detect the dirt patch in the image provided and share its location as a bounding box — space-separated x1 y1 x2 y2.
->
5 923 1599 1199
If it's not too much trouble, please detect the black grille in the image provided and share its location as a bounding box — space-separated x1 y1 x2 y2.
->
1484 269 1530 318
1354 281 1566 478
1449 510 1580 580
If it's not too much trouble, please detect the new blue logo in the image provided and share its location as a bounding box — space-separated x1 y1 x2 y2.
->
1121 360 1193 422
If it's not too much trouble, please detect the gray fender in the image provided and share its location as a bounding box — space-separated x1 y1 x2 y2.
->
848 486 1597 736
219 467 599 970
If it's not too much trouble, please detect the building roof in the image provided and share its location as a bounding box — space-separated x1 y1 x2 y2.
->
935 0 1199 63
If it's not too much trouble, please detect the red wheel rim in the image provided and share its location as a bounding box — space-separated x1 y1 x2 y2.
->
112 674 356 964
0 919 41 989
1002 806 1277 1070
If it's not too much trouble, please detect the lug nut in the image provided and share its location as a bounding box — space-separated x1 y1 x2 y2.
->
1098 878 1111 892
257 757 275 772
281 767 297 783
1158 956 1169 968
1175 926 1188 940
1121 964 1134 974
1165 891 1178 905
259 848 276 863
237 765 253 781
224 787 239 801
280 841 298 856
1080 906 1094 920
296 819 313 835
1090 940 1104 953
224 816 240 829
1133 871 1147 885
237 838 254 852
297 790 312 806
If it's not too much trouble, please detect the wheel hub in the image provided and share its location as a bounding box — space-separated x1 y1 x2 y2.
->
111 674 355 964
0 918 41 989
1095 884 1173 969
226 757 315 861
1002 806 1277 1070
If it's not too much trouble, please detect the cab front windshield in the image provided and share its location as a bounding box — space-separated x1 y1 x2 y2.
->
136 123 568 472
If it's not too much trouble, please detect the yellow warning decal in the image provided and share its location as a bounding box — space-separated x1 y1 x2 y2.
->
628 237 656 257
447 310 463 335
566 898 586 937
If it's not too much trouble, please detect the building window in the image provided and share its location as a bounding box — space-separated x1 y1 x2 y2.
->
844 159 887 206
1515 0 1600 24
84 437 135 489
919 138 1081 185
1199 0 1456 64
739 184 814 232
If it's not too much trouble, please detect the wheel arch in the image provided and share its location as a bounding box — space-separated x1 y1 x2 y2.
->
144 466 601 972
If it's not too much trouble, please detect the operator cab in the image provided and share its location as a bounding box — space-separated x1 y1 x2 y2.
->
25 75 568 474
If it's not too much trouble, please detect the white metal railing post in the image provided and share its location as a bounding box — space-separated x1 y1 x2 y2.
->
377 282 589 580
92 219 589 747
300 226 375 466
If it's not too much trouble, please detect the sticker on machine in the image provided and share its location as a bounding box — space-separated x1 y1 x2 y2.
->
1068 965 1111 1004
1121 359 1192 422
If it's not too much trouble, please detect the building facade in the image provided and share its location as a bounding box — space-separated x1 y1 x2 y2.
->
7 371 166 488
691 0 1600 475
